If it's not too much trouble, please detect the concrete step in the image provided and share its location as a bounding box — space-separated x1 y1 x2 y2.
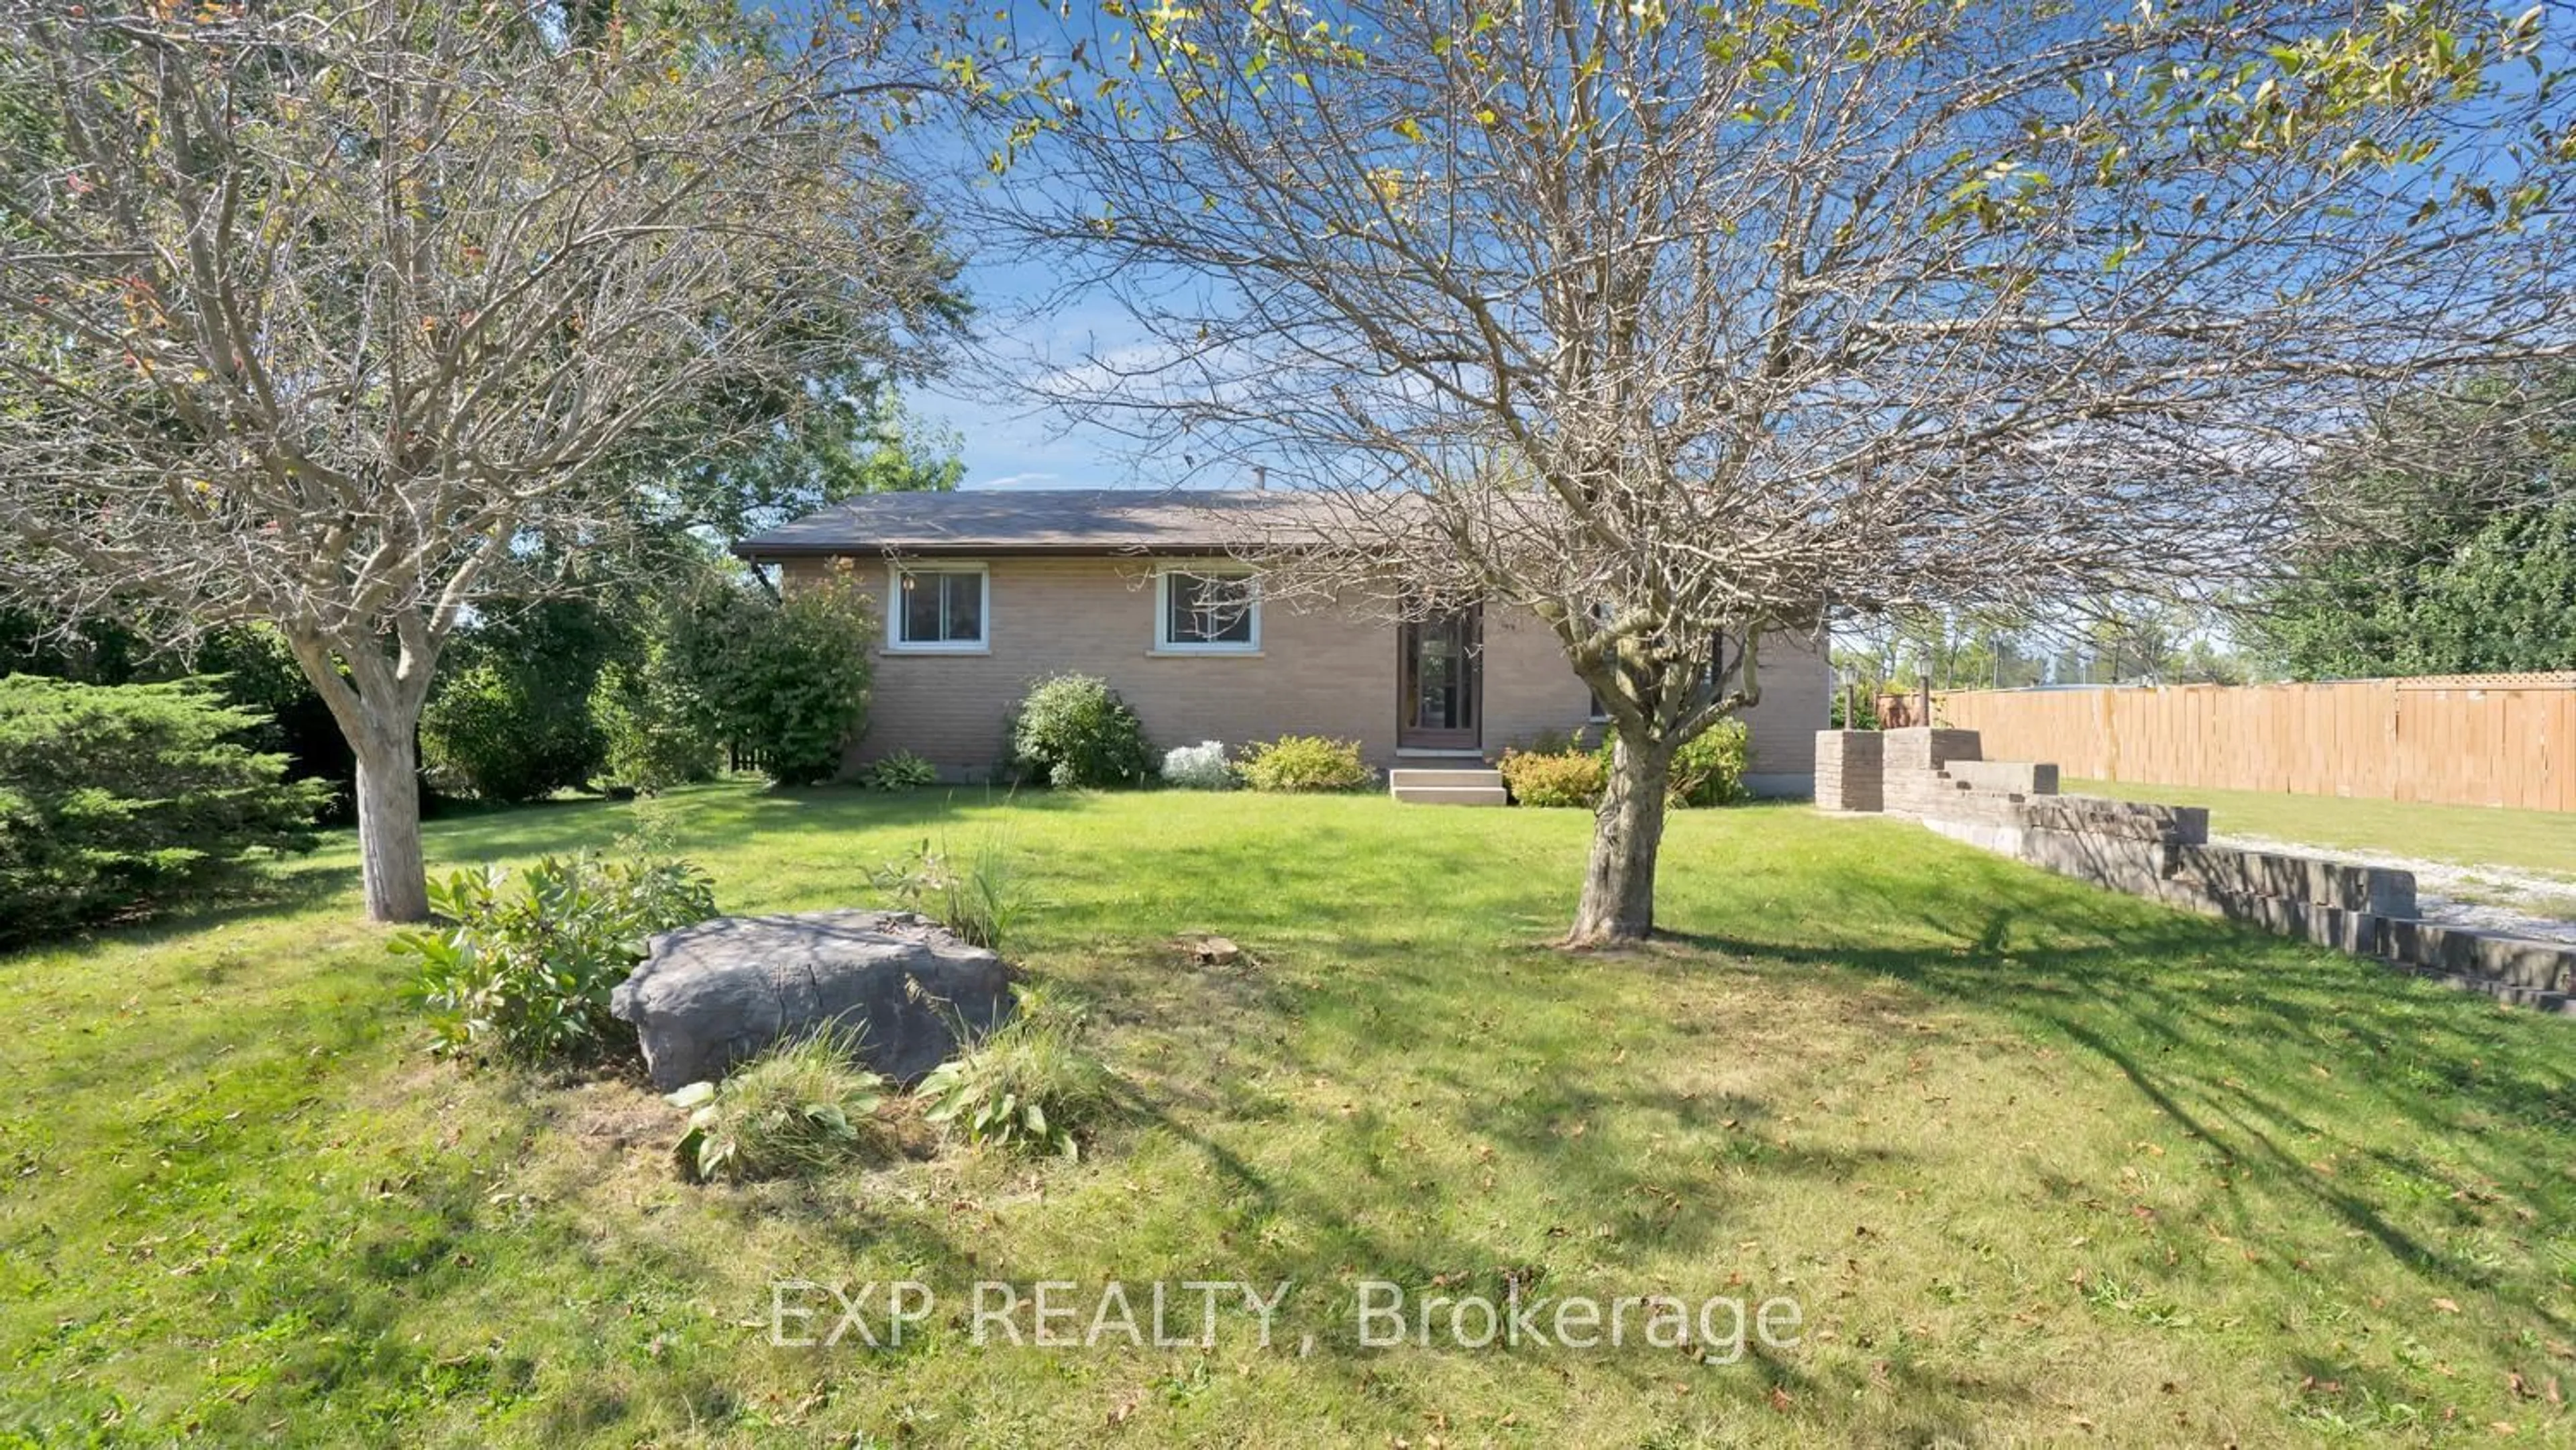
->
1390 784 1509 807
1388 768 1501 789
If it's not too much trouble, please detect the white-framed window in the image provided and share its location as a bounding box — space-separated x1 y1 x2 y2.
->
1154 564 1260 653
886 562 989 653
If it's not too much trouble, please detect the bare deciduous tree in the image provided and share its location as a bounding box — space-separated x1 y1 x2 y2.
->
0 0 953 920
967 0 2574 944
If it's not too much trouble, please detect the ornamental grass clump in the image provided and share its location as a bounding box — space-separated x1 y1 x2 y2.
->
865 831 1033 952
668 1029 891 1183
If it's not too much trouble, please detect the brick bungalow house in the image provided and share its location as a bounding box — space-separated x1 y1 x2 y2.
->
735 489 1831 794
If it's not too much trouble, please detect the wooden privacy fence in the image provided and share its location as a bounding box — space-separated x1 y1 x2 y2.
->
1931 673 2576 813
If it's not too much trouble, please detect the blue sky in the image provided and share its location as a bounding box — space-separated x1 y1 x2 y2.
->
890 0 1152 493
898 254 1115 490
900 273 1144 492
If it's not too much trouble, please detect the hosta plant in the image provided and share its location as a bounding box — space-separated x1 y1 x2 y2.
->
862 749 942 791
917 984 1112 1159
393 848 716 1063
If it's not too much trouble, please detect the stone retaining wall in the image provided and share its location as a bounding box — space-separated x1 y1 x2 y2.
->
1823 727 2574 1015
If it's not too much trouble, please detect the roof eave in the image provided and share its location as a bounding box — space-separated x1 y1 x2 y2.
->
732 540 1258 562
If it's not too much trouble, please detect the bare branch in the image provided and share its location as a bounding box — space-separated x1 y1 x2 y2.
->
0 0 953 918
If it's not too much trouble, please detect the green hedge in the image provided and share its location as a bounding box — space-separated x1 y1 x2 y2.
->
421 659 604 804
1497 746 1607 807
590 642 724 793
0 675 328 946
675 578 876 786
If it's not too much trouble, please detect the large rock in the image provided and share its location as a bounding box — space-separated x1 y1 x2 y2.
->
610 910 1012 1091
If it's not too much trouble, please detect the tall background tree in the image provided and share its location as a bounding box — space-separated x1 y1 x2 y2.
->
0 0 957 919
965 0 2575 943
416 393 967 805
2249 365 2576 679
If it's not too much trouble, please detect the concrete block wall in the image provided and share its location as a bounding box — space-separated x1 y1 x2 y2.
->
1821 727 2575 1017
2385 921 2576 1002
1882 727 1983 774
2018 796 2208 846
2176 843 2415 918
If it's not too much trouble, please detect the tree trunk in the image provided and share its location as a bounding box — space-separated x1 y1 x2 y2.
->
352 719 431 923
1568 735 1673 947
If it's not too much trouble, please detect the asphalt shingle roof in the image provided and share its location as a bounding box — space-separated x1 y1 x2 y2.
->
733 488 1311 558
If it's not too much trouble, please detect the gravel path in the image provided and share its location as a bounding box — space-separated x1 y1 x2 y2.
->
2213 831 2576 946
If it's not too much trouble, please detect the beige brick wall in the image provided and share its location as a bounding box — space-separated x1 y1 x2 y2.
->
780 555 1828 790
1738 631 1831 788
1479 615 1832 792
787 555 1392 776
1814 729 1884 812
1479 605 1594 752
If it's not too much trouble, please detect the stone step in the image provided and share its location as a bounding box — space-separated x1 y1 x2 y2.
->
2390 965 2575 1015
2383 920 2576 994
1390 784 1509 807
1939 759 2060 795
1388 768 1502 789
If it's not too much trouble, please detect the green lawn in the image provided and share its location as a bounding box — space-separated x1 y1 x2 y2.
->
2070 778 2575 881
5 785 2572 1447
